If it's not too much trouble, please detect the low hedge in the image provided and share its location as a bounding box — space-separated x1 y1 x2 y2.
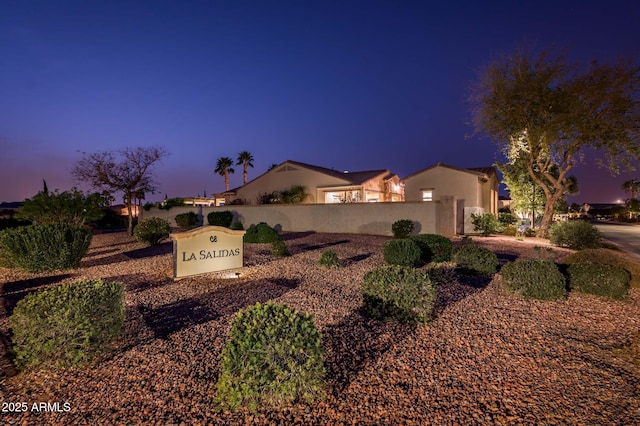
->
409 234 452 263
10 279 125 370
567 262 630 300
452 244 498 276
243 222 280 243
382 239 421 267
564 248 640 288
500 260 566 300
134 217 171 246
207 211 233 228
175 212 198 229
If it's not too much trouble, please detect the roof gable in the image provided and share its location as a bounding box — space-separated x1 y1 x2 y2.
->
402 162 494 181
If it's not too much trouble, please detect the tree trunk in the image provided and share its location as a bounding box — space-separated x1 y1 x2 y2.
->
224 171 229 191
126 191 134 236
537 191 563 238
243 166 248 185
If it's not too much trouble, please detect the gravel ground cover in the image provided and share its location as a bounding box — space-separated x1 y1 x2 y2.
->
0 231 639 425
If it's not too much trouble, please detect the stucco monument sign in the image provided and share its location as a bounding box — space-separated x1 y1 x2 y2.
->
170 226 246 278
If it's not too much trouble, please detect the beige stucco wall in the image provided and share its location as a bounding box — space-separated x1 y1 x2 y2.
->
147 202 440 236
404 167 480 205
232 163 352 205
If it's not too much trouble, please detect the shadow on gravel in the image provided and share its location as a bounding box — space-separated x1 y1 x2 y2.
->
131 277 301 343
280 231 316 241
124 242 172 259
323 310 416 394
495 252 519 266
344 253 372 265
291 239 351 254
433 275 492 315
83 247 121 258
2 273 73 316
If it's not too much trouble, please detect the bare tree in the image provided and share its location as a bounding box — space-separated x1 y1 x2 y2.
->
72 146 169 235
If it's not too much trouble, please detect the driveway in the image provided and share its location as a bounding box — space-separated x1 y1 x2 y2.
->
594 221 640 258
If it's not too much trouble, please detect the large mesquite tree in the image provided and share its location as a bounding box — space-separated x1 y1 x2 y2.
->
72 146 169 235
470 49 640 237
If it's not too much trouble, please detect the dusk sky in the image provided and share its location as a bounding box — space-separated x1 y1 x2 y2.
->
1 0 639 204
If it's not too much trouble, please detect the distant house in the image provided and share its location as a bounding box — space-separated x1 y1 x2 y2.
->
402 163 499 215
217 160 404 205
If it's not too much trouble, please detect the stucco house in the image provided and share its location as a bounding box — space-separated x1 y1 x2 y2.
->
217 160 404 205
402 163 499 215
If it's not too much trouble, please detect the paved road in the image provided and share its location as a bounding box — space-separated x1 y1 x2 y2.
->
594 221 640 258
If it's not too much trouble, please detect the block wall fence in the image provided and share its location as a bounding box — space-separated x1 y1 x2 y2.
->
145 198 477 237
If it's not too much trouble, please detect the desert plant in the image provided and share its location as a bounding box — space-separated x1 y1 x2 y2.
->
391 219 415 239
383 239 421 267
567 262 630 300
134 217 170 246
10 279 125 370
318 249 341 268
158 197 185 210
564 248 640 288
549 220 601 250
500 260 566 300
501 224 518 236
498 212 519 227
271 240 290 257
470 213 500 236
409 234 453 263
361 265 436 324
452 244 498 276
216 302 325 411
243 222 280 243
230 221 244 230
424 261 457 286
207 210 234 228
0 223 92 272
175 211 198 230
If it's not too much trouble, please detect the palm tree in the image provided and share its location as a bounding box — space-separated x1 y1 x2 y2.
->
236 151 254 185
622 179 640 200
215 157 235 191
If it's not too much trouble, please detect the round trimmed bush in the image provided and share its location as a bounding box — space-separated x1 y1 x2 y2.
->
410 234 453 263
207 210 233 228
10 279 125 369
243 222 280 243
383 239 421 267
361 265 436 324
175 211 198 230
549 220 601 250
230 221 244 230
568 262 630 300
134 217 171 246
391 219 415 239
0 223 92 272
216 302 325 411
564 248 640 288
318 249 341 268
501 260 566 300
271 240 290 257
452 244 498 276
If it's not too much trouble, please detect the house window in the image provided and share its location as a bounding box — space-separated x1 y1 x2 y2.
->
422 190 433 201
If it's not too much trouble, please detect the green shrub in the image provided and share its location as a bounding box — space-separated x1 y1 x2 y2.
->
216 302 325 411
568 262 630 300
452 244 498 276
175 212 198 230
501 260 566 300
471 213 500 236
158 198 185 210
0 223 92 272
134 217 171 246
207 210 233 227
564 248 640 288
10 279 125 370
361 265 436 324
318 249 341 268
409 234 452 263
391 219 414 239
425 261 457 286
271 240 290 257
230 221 244 230
498 212 518 227
501 225 518 236
383 239 421 267
243 222 280 243
549 220 601 250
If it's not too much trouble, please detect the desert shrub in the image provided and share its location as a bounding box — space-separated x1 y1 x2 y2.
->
567 262 630 300
361 265 436 324
216 302 325 411
271 240 290 257
425 261 457 286
244 222 280 243
409 234 452 263
383 239 421 267
10 279 125 370
391 219 414 239
470 213 500 236
0 223 92 272
158 197 185 210
318 249 341 268
134 217 170 246
498 212 519 227
564 248 640 288
207 210 234 228
549 220 601 250
175 212 198 230
16 187 107 225
452 244 498 276
230 221 244 230
500 260 566 300
501 225 518 236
